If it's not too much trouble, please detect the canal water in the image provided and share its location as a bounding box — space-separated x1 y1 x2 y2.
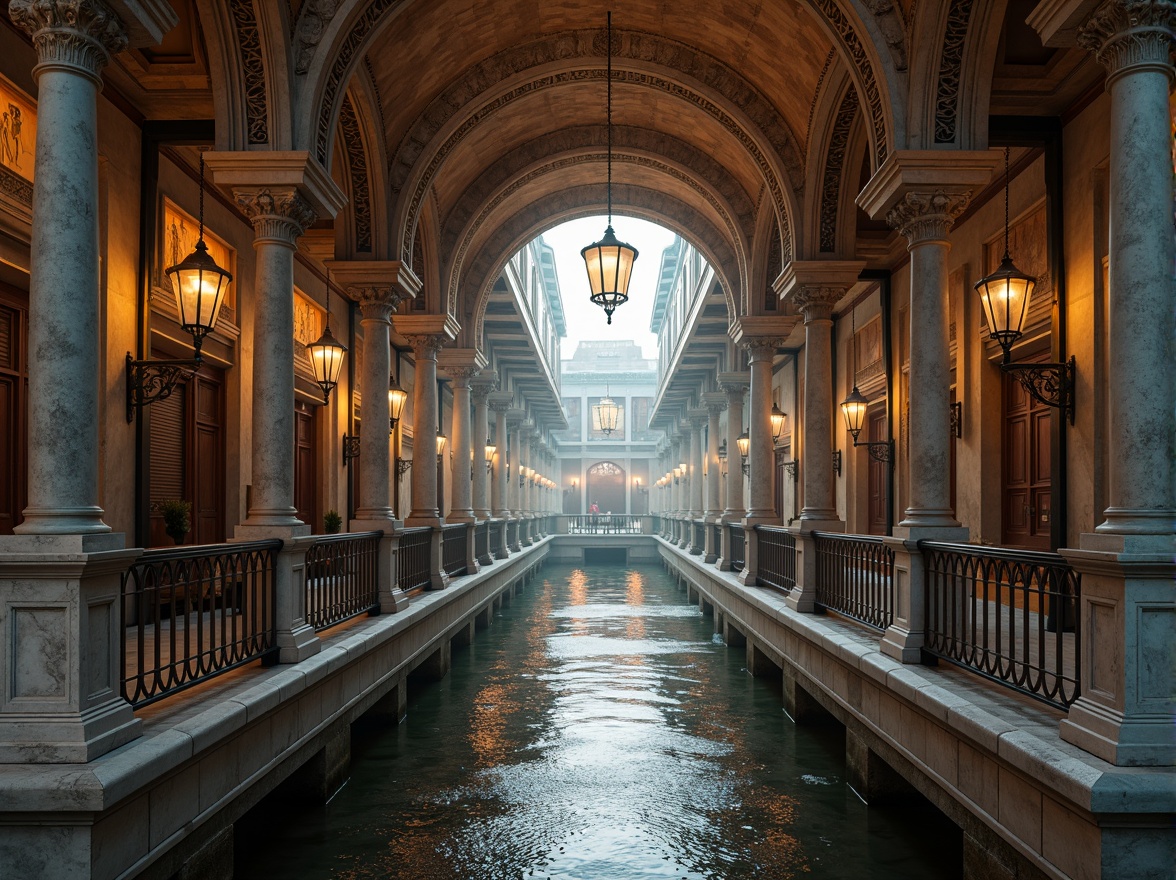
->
237 563 961 879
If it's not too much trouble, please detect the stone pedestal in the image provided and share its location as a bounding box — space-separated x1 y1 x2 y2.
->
0 534 142 762
349 519 409 613
1059 533 1176 766
233 526 320 662
783 521 842 613
880 525 968 663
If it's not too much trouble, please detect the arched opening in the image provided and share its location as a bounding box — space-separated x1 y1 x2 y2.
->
586 461 626 515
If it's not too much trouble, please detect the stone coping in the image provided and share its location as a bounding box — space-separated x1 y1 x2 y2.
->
0 538 549 813
658 536 1176 817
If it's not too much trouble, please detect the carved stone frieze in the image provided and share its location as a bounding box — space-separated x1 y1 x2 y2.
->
228 0 268 144
819 87 859 253
338 94 373 252
885 190 971 244
316 0 399 163
934 0 974 144
810 0 889 167
806 48 838 149
293 0 340 75
0 164 33 207
235 188 317 243
10 0 129 78
1078 0 1176 79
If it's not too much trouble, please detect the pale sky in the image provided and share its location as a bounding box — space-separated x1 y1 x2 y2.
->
539 216 678 361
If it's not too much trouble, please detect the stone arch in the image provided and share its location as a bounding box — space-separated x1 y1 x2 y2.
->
198 0 297 148
462 186 741 353
747 200 784 317
905 0 1008 148
800 62 863 259
440 125 758 262
441 145 750 323
804 0 906 165
386 54 803 270
332 84 384 258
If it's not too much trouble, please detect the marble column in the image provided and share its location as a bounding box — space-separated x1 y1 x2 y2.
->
236 192 318 528
703 393 726 563
743 339 779 522
353 288 403 522
471 379 495 519
444 367 477 522
687 408 707 554
887 193 971 531
676 424 691 548
788 284 851 527
0 0 174 764
720 375 748 522
404 334 446 526
11 0 130 535
1055 0 1176 767
490 397 511 519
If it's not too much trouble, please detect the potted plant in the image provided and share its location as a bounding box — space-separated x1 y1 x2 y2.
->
160 498 191 545
323 509 343 534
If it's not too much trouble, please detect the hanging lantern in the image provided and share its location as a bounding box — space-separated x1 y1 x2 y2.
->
579 12 639 325
306 268 347 404
592 386 621 435
840 385 870 442
484 438 496 470
388 376 408 429
975 147 1037 362
165 152 231 358
770 404 786 444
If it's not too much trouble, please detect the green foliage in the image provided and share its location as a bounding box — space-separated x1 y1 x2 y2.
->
323 509 343 534
160 498 191 542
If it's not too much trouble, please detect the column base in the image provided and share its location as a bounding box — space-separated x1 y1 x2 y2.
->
896 508 962 530
13 506 112 535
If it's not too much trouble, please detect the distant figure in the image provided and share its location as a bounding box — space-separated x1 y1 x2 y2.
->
589 501 599 515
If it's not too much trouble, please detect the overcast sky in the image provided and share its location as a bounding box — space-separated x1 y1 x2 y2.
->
539 216 678 361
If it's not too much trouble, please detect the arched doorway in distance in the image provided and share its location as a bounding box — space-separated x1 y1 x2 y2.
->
586 461 626 515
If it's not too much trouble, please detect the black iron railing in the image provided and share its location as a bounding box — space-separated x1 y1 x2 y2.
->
813 532 894 631
474 520 489 562
396 527 432 592
756 526 797 592
728 523 745 572
121 540 281 708
304 531 381 632
568 514 643 534
921 542 1081 710
442 523 469 576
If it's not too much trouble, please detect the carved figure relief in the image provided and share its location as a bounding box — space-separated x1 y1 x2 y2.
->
161 198 235 310
0 75 35 208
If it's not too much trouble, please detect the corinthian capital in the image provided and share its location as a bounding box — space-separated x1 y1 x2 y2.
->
1078 0 1176 81
790 286 847 322
11 0 129 80
234 188 317 245
741 337 781 362
354 287 405 323
403 333 447 360
885 190 972 245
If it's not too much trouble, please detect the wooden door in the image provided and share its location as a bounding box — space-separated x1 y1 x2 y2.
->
191 369 224 545
1002 359 1052 550
867 407 888 536
148 383 186 547
294 402 318 530
0 291 27 535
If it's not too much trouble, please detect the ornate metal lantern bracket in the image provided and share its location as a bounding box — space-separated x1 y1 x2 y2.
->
1001 356 1075 424
125 353 200 423
342 434 362 463
782 460 798 481
396 458 413 477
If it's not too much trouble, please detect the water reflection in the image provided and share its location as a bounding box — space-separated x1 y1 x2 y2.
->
237 563 960 880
